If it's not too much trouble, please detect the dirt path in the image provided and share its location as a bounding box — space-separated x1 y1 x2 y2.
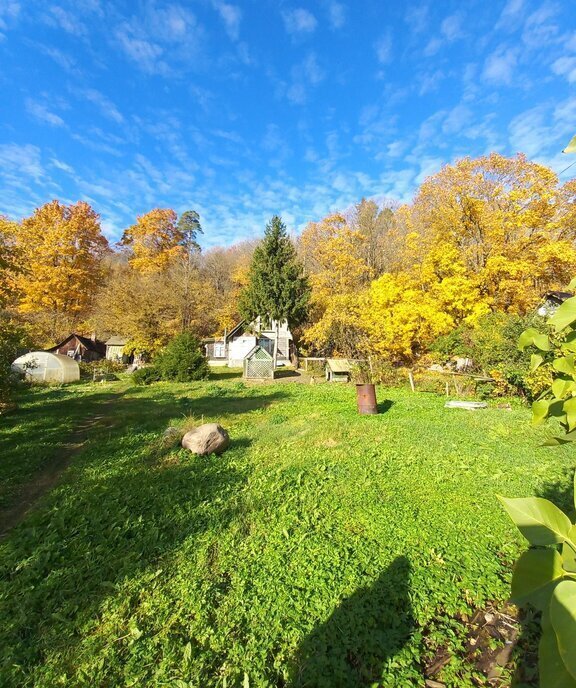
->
0 391 124 540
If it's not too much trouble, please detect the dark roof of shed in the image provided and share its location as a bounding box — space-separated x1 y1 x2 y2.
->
46 333 106 355
544 291 573 304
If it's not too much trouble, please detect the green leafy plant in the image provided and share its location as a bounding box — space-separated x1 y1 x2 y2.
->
518 281 576 445
154 333 209 382
132 366 162 385
499 281 576 686
498 491 576 687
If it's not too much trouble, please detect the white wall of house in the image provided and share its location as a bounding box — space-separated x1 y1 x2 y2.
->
228 335 257 367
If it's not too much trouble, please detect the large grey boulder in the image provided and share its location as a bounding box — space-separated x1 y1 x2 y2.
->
181 423 230 456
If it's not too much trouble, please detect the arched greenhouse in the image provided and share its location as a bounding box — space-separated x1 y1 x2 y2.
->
11 352 80 384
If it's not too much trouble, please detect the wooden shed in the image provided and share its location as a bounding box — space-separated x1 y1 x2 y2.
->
46 333 106 362
243 345 274 380
325 358 352 382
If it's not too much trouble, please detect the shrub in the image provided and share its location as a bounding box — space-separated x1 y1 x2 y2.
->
0 320 29 409
79 359 126 379
132 367 162 386
155 333 209 383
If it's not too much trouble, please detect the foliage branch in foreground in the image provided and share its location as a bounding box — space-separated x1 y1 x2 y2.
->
499 281 576 687
518 279 576 445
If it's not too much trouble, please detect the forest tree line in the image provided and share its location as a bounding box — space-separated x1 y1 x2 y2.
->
1 152 575 366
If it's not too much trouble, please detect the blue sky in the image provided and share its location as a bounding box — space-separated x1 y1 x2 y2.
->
0 0 575 248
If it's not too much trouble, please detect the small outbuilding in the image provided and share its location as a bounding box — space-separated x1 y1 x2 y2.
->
46 333 106 362
243 345 274 380
105 336 129 362
325 358 352 383
12 352 80 384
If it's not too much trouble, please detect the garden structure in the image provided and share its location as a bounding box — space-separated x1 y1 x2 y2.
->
11 351 80 384
243 345 274 379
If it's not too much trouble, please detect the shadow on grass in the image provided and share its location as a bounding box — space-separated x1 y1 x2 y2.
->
174 390 287 417
288 556 414 688
377 399 394 414
208 368 243 381
274 369 302 379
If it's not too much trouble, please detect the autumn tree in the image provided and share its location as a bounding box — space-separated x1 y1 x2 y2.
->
406 153 576 313
0 216 19 309
299 213 371 356
120 208 183 273
350 198 399 276
239 216 309 366
13 201 108 344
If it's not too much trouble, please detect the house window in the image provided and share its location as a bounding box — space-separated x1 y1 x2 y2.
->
214 342 225 358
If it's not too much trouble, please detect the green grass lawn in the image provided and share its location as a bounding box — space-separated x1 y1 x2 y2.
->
1 376 575 687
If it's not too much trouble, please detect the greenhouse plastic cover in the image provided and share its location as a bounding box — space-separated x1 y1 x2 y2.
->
12 352 80 384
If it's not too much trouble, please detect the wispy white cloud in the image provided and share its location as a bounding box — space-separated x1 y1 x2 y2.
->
522 3 560 47
552 56 576 83
0 0 20 38
282 8 317 36
286 53 325 104
114 4 205 75
45 5 87 36
440 13 464 41
496 0 525 30
442 103 472 135
482 44 517 85
0 143 44 182
375 31 393 64
51 158 75 174
25 98 66 127
115 23 165 74
82 89 124 124
33 43 79 73
405 4 428 34
326 1 345 29
213 1 241 41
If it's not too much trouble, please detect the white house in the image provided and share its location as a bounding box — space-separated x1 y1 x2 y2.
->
203 318 295 367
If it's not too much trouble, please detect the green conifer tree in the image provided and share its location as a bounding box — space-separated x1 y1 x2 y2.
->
239 215 309 368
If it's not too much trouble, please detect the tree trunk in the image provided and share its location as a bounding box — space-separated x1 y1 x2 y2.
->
273 321 279 375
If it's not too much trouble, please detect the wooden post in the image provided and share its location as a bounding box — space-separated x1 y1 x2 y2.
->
408 369 415 392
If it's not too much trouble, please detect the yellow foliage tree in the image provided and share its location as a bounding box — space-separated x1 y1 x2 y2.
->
120 208 184 273
13 201 108 344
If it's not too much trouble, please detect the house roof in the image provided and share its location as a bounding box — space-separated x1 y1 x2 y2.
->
245 345 273 360
105 336 129 346
46 333 106 355
544 291 573 305
326 358 352 373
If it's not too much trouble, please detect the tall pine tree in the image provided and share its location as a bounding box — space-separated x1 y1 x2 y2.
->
239 215 309 368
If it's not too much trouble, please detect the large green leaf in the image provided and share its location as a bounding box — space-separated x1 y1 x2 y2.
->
519 328 551 351
554 356 576 378
543 431 576 446
562 331 576 354
531 353 544 372
565 398 576 431
564 135 576 154
552 379 576 399
550 298 576 332
551 580 576 680
539 622 576 688
562 526 576 573
511 549 564 610
498 496 573 545
533 399 550 425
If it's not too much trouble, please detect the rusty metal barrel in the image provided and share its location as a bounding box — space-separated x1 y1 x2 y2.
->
356 383 378 414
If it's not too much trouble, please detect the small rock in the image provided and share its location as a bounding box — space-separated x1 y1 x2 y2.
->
182 423 230 456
